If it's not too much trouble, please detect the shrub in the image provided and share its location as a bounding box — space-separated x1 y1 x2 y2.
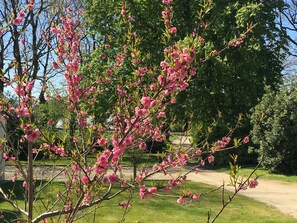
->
250 81 297 174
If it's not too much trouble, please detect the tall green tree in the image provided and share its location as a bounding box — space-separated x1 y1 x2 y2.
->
83 0 286 137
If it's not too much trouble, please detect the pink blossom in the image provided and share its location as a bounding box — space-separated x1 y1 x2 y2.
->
171 97 176 104
169 27 177 34
83 191 91 204
135 107 148 117
8 157 16 161
81 176 89 184
105 69 113 75
3 153 9 160
12 17 22 25
18 11 25 18
208 155 215 163
158 112 166 118
200 159 205 166
97 138 108 146
141 96 151 108
162 11 168 19
163 0 173 4
27 4 34 10
72 137 78 143
243 136 249 144
47 119 54 126
11 176 16 182
25 80 34 93
177 196 186 204
52 61 59 69
160 61 168 69
100 53 106 59
119 201 131 208
195 149 202 156
249 179 258 189
191 193 200 202
211 50 218 56
25 129 40 142
139 142 147 150
72 164 80 172
121 5 126 17
22 181 28 189
108 173 119 184
147 187 157 194
14 84 25 96
240 183 248 190
50 27 58 34
104 78 110 84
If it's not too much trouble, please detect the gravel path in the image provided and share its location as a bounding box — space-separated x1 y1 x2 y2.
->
186 169 297 219
171 134 297 219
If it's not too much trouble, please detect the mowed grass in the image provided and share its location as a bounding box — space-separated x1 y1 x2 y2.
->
5 154 161 167
216 166 297 183
0 180 296 223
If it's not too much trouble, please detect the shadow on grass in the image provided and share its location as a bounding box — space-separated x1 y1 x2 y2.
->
0 209 24 223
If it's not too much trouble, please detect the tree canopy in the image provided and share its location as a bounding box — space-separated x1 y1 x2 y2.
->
83 0 286 132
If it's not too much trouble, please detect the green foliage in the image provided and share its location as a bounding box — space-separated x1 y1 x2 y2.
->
172 0 285 126
82 0 286 167
251 81 297 174
84 0 285 128
35 98 68 126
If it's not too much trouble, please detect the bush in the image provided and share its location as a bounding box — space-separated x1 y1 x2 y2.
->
250 82 297 174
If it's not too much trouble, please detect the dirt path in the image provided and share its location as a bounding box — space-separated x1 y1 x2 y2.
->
186 169 297 219
171 135 297 219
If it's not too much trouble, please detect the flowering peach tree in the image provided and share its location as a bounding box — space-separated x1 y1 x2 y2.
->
0 1 258 222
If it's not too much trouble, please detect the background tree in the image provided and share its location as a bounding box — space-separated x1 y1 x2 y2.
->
84 0 286 164
250 80 297 174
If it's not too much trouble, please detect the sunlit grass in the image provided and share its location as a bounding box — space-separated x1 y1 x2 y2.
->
0 180 296 223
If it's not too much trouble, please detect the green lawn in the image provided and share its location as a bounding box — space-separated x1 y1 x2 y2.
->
0 180 296 223
5 154 161 167
216 166 297 183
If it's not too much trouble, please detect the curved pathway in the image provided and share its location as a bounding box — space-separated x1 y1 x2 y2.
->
186 169 297 219
171 134 297 219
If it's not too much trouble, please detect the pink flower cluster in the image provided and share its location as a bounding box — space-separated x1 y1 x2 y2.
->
22 124 40 142
119 201 132 208
228 37 244 47
162 0 172 4
51 14 85 105
158 46 195 95
13 80 35 117
94 150 111 174
42 143 67 157
11 1 34 25
249 179 258 189
103 173 119 184
177 193 200 204
162 3 173 28
139 185 158 199
214 136 231 150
